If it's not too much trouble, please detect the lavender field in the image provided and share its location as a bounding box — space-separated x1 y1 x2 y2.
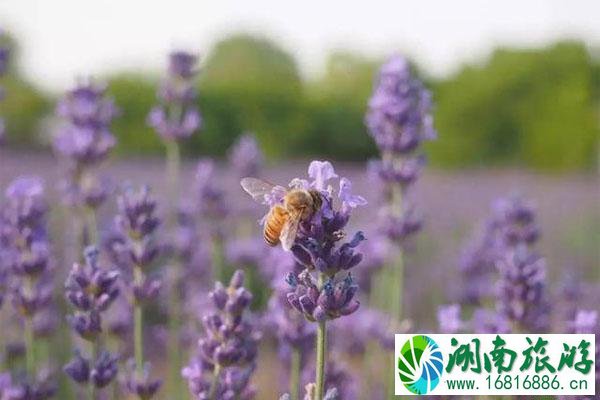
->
1 148 598 399
0 18 598 399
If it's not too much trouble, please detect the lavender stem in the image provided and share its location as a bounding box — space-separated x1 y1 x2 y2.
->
24 275 36 376
165 137 183 399
289 348 301 400
208 364 222 400
315 273 327 400
211 237 226 283
24 315 35 376
85 207 98 246
134 265 144 377
89 339 98 400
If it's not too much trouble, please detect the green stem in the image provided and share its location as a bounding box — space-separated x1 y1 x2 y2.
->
89 339 98 400
165 141 181 220
315 273 327 400
85 207 98 246
165 140 183 399
167 263 182 399
134 266 144 376
208 364 222 400
23 275 36 377
390 251 405 326
211 236 225 283
289 348 301 400
24 315 35 377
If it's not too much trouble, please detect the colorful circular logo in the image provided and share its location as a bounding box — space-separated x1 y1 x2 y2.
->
397 335 444 395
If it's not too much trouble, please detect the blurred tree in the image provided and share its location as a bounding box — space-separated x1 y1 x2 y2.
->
106 74 164 156
427 40 600 170
197 34 304 159
0 31 51 148
301 51 379 160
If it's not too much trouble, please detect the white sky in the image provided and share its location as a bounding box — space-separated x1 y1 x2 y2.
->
1 0 599 91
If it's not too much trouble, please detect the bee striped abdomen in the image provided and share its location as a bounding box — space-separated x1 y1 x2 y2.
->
264 205 288 246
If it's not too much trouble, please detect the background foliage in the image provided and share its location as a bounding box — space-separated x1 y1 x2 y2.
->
1 33 598 171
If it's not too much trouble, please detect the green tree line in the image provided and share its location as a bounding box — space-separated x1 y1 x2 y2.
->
1 34 598 171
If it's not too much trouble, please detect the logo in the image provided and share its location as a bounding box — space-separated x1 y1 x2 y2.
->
397 335 444 395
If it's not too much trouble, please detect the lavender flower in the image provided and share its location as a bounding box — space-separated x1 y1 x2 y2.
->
457 220 501 305
53 81 118 210
0 369 57 400
124 361 162 400
113 185 162 399
437 304 464 334
470 308 511 334
148 51 201 141
3 177 54 386
228 133 264 178
195 159 229 224
491 196 540 247
365 55 436 331
283 162 367 322
492 195 549 332
63 246 120 393
0 29 9 144
243 160 366 400
559 310 599 400
182 270 260 399
65 247 120 336
366 55 436 154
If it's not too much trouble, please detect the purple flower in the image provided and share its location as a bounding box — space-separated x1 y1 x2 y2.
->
244 161 366 324
338 178 367 211
114 185 161 269
0 41 9 76
148 50 201 141
56 82 118 126
229 133 264 178
66 247 120 313
471 308 511 334
366 55 436 154
365 55 436 254
168 51 198 79
308 161 338 191
2 177 53 319
125 361 162 400
63 245 121 390
491 195 540 247
90 351 119 388
0 31 9 144
495 245 549 332
194 159 229 239
0 370 57 400
53 80 118 209
183 270 260 399
457 220 501 305
571 310 598 334
378 206 422 244
437 304 463 334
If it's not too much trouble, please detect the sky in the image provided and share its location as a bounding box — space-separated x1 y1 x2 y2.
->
1 0 599 91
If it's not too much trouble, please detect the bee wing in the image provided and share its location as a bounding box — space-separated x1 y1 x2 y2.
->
240 177 284 204
280 210 302 251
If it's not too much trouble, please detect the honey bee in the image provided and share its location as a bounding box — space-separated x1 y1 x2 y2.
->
240 177 322 251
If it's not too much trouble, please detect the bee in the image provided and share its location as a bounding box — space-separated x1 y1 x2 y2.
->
240 177 322 251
